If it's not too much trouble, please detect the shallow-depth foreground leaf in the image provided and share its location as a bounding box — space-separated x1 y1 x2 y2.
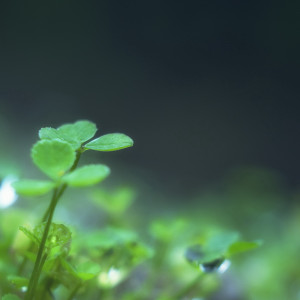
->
62 164 110 187
84 133 133 151
13 179 55 196
31 140 76 180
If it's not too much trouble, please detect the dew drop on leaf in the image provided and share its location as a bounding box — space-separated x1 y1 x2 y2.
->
200 259 231 274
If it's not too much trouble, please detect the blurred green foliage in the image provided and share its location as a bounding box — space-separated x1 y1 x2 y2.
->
0 119 297 300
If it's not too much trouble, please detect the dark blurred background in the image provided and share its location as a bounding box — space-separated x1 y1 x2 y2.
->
0 1 300 196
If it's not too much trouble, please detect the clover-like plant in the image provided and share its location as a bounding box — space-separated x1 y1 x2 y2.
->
11 120 133 300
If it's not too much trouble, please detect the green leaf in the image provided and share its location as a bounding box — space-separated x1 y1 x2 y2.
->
226 240 262 257
185 232 240 268
39 127 61 140
12 179 55 196
62 164 110 187
39 120 97 150
204 232 240 260
59 120 97 143
185 232 260 271
7 275 29 289
61 258 101 281
150 218 187 242
19 226 40 245
75 227 137 250
84 133 133 152
1 294 22 300
31 140 76 180
76 261 101 280
91 187 135 215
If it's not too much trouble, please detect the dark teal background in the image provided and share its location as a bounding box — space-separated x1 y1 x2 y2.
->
0 1 299 194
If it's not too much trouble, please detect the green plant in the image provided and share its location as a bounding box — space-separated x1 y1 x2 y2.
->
0 120 261 300
7 120 133 300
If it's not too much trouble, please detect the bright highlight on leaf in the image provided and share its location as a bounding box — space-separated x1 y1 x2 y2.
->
62 164 110 187
31 140 76 180
39 120 97 150
84 133 133 152
13 179 55 196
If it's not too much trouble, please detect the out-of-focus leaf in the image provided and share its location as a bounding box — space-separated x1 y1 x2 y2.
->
203 232 239 261
7 275 28 289
62 164 110 187
1 294 22 300
84 133 133 151
75 227 137 250
91 187 136 215
0 210 29 240
13 179 55 196
19 226 39 245
31 140 75 180
150 218 187 242
61 258 101 281
185 232 260 272
226 240 262 257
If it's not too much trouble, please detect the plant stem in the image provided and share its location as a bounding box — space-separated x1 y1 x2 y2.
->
25 187 59 299
66 282 82 300
30 253 48 298
18 190 59 276
172 273 203 300
25 150 82 300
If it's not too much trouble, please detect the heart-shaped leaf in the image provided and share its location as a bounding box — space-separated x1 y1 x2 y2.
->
39 120 97 150
31 140 76 180
62 164 110 187
84 133 133 151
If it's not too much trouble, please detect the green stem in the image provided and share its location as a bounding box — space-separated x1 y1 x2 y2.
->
172 273 203 300
66 282 82 300
40 277 54 300
25 150 82 299
30 253 48 298
18 190 58 276
25 187 60 299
